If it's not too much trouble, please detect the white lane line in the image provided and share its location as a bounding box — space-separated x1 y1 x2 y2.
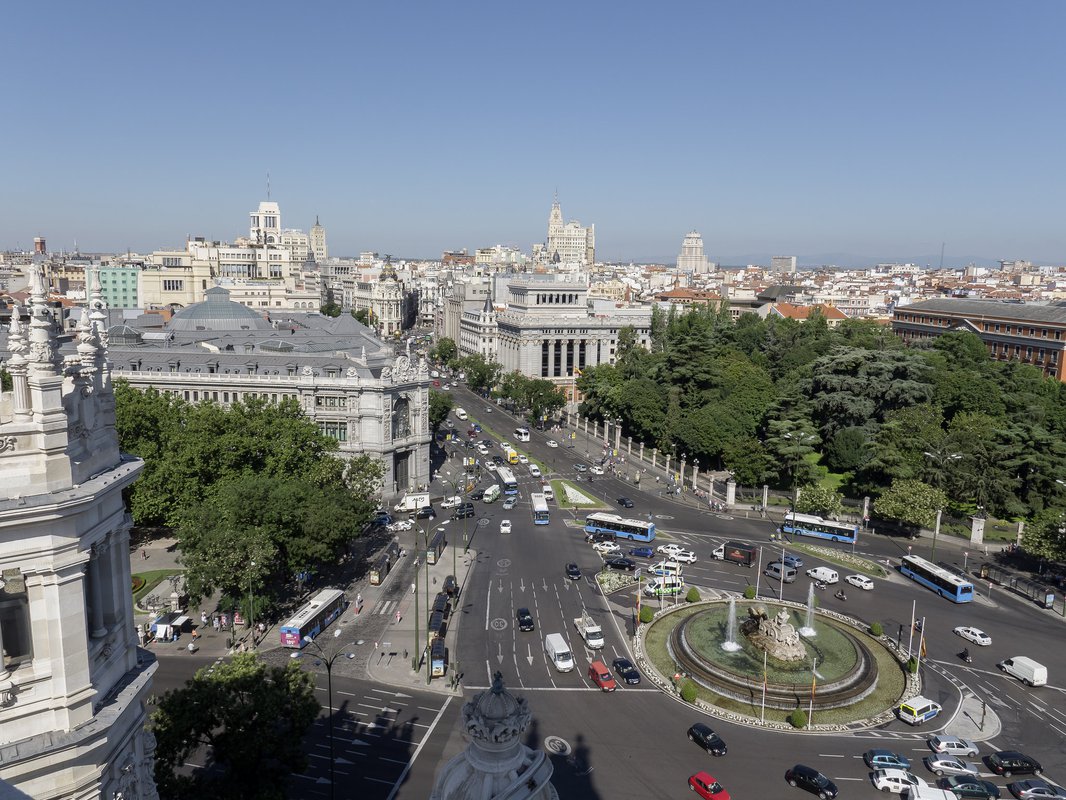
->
818 753 846 757
384 695 453 800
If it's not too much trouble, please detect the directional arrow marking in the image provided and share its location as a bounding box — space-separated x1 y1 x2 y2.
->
497 643 504 664
526 644 534 666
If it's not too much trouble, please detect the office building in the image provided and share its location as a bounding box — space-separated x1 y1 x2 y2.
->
677 231 709 273
545 197 595 267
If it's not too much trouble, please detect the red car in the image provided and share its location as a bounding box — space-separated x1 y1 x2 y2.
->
587 661 617 692
689 772 730 800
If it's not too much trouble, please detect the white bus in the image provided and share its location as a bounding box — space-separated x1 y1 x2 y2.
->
530 493 550 525
497 466 519 495
514 427 531 442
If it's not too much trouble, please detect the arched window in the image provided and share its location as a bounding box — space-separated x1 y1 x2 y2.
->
392 397 411 440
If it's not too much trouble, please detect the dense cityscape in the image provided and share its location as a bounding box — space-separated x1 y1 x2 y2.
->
3 3 1066 799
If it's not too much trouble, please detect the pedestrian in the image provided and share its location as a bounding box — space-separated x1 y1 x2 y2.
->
356 592 363 610
212 616 220 632
411 582 416 594
200 610 208 627
141 549 148 560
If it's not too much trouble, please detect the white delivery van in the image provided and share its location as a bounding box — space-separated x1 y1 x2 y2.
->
643 575 685 597
806 566 839 584
998 656 1048 686
541 484 554 501
393 492 431 513
544 632 574 672
455 408 468 421
529 464 542 478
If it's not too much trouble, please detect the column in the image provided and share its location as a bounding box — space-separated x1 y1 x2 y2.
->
691 464 698 490
664 455 671 475
726 479 736 507
970 516 986 546
651 448 657 469
627 436 632 456
762 484 769 510
614 422 621 452
639 442 644 462
89 545 107 638
1016 520 1024 547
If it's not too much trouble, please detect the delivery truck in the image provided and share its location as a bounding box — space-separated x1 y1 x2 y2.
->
712 541 757 567
394 492 431 513
997 655 1048 686
572 612 605 649
544 632 575 672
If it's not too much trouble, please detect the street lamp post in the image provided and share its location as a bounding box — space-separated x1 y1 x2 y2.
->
248 560 256 645
300 628 353 800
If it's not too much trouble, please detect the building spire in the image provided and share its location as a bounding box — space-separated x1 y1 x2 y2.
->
27 263 60 377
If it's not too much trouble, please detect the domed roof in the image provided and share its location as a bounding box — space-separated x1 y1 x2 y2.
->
168 287 272 332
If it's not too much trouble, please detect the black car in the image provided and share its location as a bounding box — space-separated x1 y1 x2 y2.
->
565 563 582 580
415 505 436 519
604 556 637 572
516 608 534 632
492 455 504 464
585 530 617 544
469 489 485 502
617 497 634 508
785 764 838 799
938 776 1001 799
452 502 476 519
612 657 641 685
987 751 1042 777
687 723 726 756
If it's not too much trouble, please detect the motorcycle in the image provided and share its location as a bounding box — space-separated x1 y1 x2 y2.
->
959 650 972 664
834 590 847 601
814 581 827 591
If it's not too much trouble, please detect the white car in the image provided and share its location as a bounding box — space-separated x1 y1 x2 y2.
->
953 626 991 646
477 445 489 455
517 454 529 464
589 465 605 475
872 769 925 794
440 495 462 509
529 465 542 478
845 574 874 590
500 441 511 451
499 519 512 534
593 541 621 554
671 550 697 564
485 461 498 472
657 543 685 556
547 440 558 448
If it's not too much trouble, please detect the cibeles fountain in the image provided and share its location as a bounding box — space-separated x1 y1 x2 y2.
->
669 598 882 712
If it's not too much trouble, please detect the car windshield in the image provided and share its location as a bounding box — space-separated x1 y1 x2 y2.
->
814 774 829 787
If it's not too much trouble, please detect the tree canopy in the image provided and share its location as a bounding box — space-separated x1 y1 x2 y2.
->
152 653 320 800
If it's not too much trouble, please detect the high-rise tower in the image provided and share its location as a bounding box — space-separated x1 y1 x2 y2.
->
0 266 157 799
677 231 709 273
310 215 328 262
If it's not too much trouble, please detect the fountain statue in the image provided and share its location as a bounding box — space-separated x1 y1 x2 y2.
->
799 583 817 638
721 597 741 652
740 605 807 662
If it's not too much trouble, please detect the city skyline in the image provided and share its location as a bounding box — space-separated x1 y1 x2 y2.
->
4 1 1065 265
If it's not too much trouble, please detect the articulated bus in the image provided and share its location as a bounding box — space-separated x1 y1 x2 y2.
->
497 466 519 495
514 427 531 442
583 512 656 542
530 492 550 525
280 589 346 648
900 554 974 603
782 512 859 544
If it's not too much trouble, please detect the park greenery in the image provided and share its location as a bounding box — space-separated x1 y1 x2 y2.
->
151 652 319 800
571 306 1066 557
429 389 455 431
114 383 382 611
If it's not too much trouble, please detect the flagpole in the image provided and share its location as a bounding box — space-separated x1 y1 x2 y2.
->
906 599 916 657
808 656 817 729
915 617 926 673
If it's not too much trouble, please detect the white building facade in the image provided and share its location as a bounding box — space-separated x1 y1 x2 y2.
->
677 231 710 273
0 267 157 799
544 198 594 266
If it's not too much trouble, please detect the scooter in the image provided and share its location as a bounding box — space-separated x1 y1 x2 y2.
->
959 650 972 664
814 581 827 591
834 590 847 601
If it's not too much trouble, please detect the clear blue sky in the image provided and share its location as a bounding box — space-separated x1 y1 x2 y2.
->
4 1 1065 265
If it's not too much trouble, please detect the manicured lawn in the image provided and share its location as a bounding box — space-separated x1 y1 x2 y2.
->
551 479 602 509
132 568 183 607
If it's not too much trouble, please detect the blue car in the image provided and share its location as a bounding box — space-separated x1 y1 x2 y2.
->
783 554 804 568
629 546 655 559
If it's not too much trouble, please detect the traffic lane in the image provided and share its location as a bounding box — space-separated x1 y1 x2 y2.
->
290 675 457 800
528 688 933 800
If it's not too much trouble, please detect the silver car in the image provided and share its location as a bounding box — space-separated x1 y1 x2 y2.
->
923 754 980 777
1008 779 1066 799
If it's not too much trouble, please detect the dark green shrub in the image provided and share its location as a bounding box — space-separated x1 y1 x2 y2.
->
869 621 884 637
685 587 701 603
907 657 918 673
638 605 654 624
679 679 697 703
743 586 756 599
788 708 808 728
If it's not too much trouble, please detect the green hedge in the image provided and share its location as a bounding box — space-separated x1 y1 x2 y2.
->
743 586 756 599
788 708 808 728
685 587 701 603
638 605 654 624
679 679 697 703
869 621 884 637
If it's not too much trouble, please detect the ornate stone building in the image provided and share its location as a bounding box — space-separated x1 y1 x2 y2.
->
431 672 557 800
0 266 157 798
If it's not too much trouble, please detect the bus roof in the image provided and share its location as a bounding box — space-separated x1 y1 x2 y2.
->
531 492 548 510
282 588 345 629
586 511 651 528
497 466 517 483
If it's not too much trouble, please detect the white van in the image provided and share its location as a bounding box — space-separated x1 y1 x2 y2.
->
897 695 943 725
541 484 554 501
544 632 574 672
455 408 468 421
806 566 839 584
998 656 1048 686
393 492 431 513
482 484 501 503
529 464 542 478
764 562 797 583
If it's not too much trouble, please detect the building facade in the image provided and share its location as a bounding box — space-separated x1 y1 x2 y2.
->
310 216 328 262
0 266 157 799
545 198 594 266
677 231 709 273
97 263 141 308
892 297 1066 381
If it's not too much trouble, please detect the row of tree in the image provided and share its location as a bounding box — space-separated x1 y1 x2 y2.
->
571 306 1066 559
114 383 382 613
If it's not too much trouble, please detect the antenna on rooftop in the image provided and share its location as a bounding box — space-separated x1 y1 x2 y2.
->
267 172 271 200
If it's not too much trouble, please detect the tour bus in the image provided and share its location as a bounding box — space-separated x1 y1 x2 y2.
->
530 492 550 525
279 589 346 648
514 427 531 442
583 512 656 542
782 512 859 544
497 466 519 495
900 555 974 603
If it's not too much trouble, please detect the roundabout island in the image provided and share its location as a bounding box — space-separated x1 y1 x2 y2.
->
637 593 913 728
